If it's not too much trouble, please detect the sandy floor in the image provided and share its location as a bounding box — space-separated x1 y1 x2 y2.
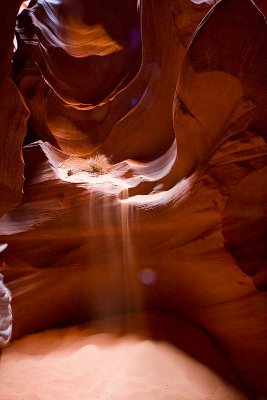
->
0 312 250 400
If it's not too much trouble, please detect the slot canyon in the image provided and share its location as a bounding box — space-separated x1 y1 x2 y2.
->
0 0 267 398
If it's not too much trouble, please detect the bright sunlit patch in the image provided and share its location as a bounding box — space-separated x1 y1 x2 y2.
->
14 2 30 52
121 175 195 210
19 1 30 14
58 168 128 187
13 36 18 53
59 155 111 177
57 155 131 194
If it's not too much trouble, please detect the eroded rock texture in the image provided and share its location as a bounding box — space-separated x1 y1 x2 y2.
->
0 0 267 397
0 0 29 217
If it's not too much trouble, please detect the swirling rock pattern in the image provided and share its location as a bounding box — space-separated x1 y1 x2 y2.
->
0 0 266 397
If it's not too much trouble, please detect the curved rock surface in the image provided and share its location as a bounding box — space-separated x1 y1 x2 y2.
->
0 0 266 397
15 0 142 156
0 0 29 218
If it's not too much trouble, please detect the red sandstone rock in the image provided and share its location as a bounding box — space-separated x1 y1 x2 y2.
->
0 0 266 397
15 0 142 156
0 1 29 217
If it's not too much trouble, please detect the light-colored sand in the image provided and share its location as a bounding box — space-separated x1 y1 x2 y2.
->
0 313 249 400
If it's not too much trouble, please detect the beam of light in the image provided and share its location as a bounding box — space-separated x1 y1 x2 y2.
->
19 1 30 14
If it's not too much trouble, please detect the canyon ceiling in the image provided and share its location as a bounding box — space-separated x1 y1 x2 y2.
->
0 0 267 396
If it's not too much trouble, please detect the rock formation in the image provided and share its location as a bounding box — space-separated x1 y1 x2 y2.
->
0 0 266 397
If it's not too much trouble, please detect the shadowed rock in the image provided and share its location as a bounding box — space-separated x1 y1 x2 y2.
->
0 0 266 397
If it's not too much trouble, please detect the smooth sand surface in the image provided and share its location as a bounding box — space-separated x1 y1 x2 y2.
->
0 312 249 400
